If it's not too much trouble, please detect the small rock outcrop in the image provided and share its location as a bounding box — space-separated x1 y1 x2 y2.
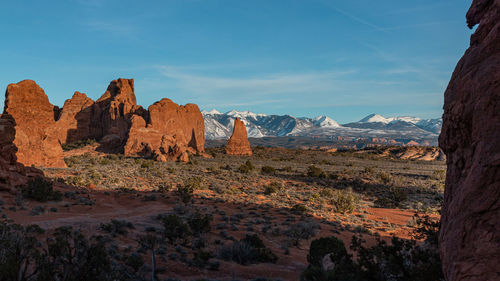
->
439 1 500 280
2 80 65 167
124 98 205 162
225 118 252 156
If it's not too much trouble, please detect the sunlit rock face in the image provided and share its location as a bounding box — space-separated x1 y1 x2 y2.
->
439 1 500 280
1 77 206 166
2 80 65 168
123 98 205 162
225 118 252 156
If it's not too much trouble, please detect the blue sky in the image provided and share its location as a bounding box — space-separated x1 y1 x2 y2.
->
0 0 473 123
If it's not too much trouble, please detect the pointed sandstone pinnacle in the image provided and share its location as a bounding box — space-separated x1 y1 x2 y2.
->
225 118 252 156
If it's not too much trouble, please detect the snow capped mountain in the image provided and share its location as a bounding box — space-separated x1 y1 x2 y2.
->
202 109 222 115
343 114 442 135
312 116 341 128
359 114 392 124
203 110 441 140
358 114 424 125
203 110 344 139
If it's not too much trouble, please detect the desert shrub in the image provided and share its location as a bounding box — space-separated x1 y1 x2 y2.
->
88 169 102 184
65 175 89 187
291 204 308 214
301 236 357 281
307 165 327 178
187 212 213 235
140 159 155 169
364 166 375 174
328 172 340 180
331 188 360 214
411 214 439 246
320 159 331 165
301 216 443 281
125 252 144 272
0 223 140 281
99 157 112 165
307 236 349 267
185 177 202 190
176 177 201 204
39 227 118 280
320 188 335 198
61 139 96 151
238 160 255 174
157 182 171 193
285 221 320 246
375 186 408 208
377 171 393 184
99 219 135 237
218 234 278 265
0 223 45 280
264 181 283 195
431 169 446 181
21 177 62 202
191 250 214 268
261 166 277 175
160 214 191 244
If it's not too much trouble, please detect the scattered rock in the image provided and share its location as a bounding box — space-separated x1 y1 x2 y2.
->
439 1 500 280
225 118 252 156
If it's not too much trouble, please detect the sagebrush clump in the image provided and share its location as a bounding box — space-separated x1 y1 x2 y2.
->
20 177 62 202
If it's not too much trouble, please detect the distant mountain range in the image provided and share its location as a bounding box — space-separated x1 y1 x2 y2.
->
202 110 442 141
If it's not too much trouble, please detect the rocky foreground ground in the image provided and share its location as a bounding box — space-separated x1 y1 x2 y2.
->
1 145 444 280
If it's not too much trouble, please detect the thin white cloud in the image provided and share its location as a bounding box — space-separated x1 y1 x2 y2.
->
330 6 389 33
316 1 389 33
150 64 445 114
156 65 357 96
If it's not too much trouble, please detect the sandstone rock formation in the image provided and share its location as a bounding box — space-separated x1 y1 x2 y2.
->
0 114 43 191
1 78 205 165
2 80 65 167
381 146 444 161
439 1 500 280
91 78 146 143
225 118 252 156
124 98 205 162
55 91 95 144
